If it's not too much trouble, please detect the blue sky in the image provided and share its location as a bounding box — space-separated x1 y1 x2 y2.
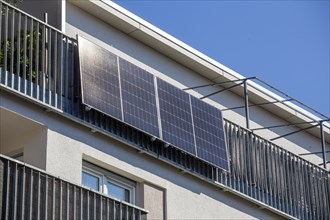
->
114 0 330 118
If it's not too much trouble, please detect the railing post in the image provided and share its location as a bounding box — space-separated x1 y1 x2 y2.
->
320 122 327 169
244 79 250 129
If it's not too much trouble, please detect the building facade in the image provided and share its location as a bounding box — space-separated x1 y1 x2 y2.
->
0 0 329 219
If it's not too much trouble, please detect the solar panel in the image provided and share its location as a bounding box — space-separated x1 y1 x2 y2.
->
78 36 229 171
78 36 122 120
119 58 160 137
157 78 196 155
190 96 229 170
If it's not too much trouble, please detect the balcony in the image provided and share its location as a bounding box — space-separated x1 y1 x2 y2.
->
0 155 148 219
0 1 329 219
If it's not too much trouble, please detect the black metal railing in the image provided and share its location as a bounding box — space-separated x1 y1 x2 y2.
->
0 1 329 219
0 155 148 220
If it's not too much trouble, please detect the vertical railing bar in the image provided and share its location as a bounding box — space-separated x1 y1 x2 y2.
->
28 168 33 219
112 200 115 220
23 14 27 94
70 39 75 114
296 157 302 219
240 128 245 193
269 144 275 208
44 174 48 219
16 12 21 92
12 162 17 220
86 191 90 219
300 161 306 220
248 133 254 197
10 8 15 86
251 135 257 200
301 159 308 219
4 160 10 219
289 154 296 217
3 5 8 86
80 188 83 220
106 198 109 220
35 21 40 99
126 205 129 220
312 169 319 220
227 124 232 188
28 18 33 94
262 141 268 205
37 172 40 220
41 23 46 101
313 168 319 219
287 152 293 216
59 179 62 220
283 149 288 214
315 171 322 220
64 36 69 112
234 126 240 191
119 203 122 220
53 31 58 108
273 146 279 209
73 185 76 220
58 33 63 110
66 182 69 220
100 195 103 220
258 137 263 203
293 155 299 218
244 131 250 195
303 162 311 220
93 192 96 220
323 173 330 219
277 148 283 212
274 146 280 210
52 177 55 220
237 127 242 192
20 165 26 220
305 164 312 220
47 28 52 105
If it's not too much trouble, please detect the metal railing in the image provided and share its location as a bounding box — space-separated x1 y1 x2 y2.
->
222 119 330 219
0 0 76 110
0 155 148 220
0 1 329 219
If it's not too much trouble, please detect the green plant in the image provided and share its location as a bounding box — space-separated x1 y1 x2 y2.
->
0 28 44 82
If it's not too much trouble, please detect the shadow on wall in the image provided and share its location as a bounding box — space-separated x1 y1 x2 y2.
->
0 108 47 170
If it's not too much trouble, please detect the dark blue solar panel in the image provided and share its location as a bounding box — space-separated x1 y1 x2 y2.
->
157 79 196 155
191 96 229 170
119 58 159 137
78 36 229 170
78 36 122 120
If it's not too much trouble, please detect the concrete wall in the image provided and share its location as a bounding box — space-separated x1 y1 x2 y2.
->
65 1 329 167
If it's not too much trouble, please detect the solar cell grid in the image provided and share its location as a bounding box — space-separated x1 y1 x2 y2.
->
119 58 160 137
78 36 122 120
191 96 229 170
157 79 196 155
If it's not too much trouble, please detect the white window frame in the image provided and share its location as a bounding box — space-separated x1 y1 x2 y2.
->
82 161 136 204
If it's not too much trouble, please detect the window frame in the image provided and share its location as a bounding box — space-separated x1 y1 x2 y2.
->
82 161 136 204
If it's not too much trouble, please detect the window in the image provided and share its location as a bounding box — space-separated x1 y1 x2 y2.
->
82 162 135 204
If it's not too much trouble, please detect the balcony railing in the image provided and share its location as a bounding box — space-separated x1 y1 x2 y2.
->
0 155 148 220
0 1 329 219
